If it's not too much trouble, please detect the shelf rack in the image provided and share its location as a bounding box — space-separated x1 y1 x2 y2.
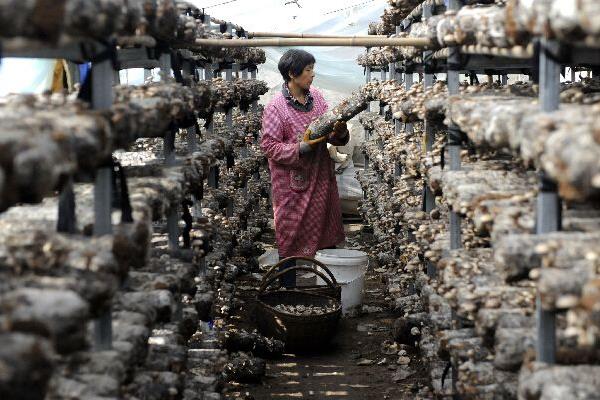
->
0 2 266 358
360 0 600 397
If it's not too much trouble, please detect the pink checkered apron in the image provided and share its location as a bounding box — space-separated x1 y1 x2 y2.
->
260 87 345 257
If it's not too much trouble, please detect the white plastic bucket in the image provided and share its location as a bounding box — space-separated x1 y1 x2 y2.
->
338 274 366 315
315 249 368 283
315 249 369 315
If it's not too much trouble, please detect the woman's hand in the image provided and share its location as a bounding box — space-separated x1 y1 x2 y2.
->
328 121 349 146
302 128 327 151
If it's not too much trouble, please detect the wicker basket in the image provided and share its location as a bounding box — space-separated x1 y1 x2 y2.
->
255 267 342 350
262 256 342 301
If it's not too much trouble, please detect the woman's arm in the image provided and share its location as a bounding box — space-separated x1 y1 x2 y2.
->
260 105 300 166
328 121 350 146
312 88 349 146
328 132 350 146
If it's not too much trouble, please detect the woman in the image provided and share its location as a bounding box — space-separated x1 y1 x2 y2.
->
260 49 349 287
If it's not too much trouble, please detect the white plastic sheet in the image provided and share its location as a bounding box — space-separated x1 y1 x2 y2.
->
193 0 386 105
336 159 363 215
0 58 55 95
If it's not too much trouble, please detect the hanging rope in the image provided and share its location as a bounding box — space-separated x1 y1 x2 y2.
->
204 0 241 9
324 0 383 15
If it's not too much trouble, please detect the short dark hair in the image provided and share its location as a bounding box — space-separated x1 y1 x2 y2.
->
278 49 315 82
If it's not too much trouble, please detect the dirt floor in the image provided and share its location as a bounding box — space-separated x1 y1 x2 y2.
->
223 223 429 400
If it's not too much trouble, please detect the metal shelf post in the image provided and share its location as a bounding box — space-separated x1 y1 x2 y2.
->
57 177 76 233
366 62 372 113
394 25 403 178
250 67 261 185
159 52 179 251
57 51 79 234
404 73 414 135
208 166 219 189
91 59 114 351
422 3 436 213
205 61 215 136
160 53 176 166
364 62 372 172
422 3 437 278
250 67 259 114
379 68 387 115
239 66 249 197
223 62 235 215
225 65 234 137
448 0 463 251
393 24 403 174
182 60 198 154
535 38 561 365
240 66 250 159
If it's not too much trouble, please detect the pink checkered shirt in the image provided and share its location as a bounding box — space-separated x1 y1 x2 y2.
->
260 87 345 257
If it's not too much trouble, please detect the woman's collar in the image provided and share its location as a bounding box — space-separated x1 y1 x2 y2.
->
282 82 314 112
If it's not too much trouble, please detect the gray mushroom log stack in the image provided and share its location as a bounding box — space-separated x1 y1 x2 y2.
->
445 94 536 151
233 107 263 134
368 0 422 35
437 248 536 323
221 328 285 359
222 352 266 383
518 362 600 400
145 0 179 42
235 79 269 109
447 93 600 201
494 231 600 281
0 0 134 42
274 304 339 315
208 78 268 113
112 82 210 145
387 0 424 20
185 138 227 178
307 91 370 140
566 276 600 348
0 229 122 310
0 93 113 211
0 0 205 45
364 5 515 65
434 165 536 215
0 333 54 400
506 0 600 46
354 5 600 396
229 45 267 65
0 288 90 354
457 361 518 399
127 168 187 222
537 260 596 312
471 191 535 241
357 47 401 67
362 80 453 122
435 5 511 48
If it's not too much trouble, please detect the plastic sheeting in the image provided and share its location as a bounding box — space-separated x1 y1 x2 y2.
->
193 0 387 105
0 58 55 95
336 159 363 214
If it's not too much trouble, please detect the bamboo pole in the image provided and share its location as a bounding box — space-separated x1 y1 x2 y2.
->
195 37 432 48
248 32 387 39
